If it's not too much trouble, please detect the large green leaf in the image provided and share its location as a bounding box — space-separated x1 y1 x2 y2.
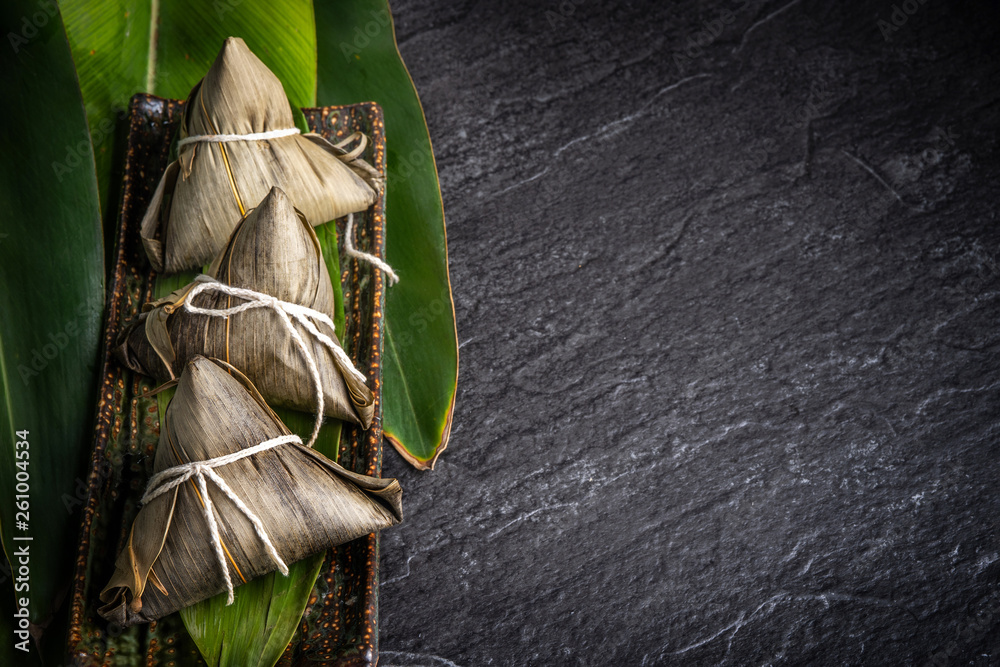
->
316 0 457 469
61 0 153 263
0 0 104 638
62 0 318 268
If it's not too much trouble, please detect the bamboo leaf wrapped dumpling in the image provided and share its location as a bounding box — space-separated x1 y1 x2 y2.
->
99 355 402 627
117 186 374 428
142 36 383 273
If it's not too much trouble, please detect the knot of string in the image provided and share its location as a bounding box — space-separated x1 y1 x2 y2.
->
141 434 301 604
182 275 367 447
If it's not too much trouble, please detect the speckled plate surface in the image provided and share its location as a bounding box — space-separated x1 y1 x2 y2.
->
67 94 388 667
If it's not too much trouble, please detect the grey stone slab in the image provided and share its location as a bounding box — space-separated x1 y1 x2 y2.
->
378 1 1000 665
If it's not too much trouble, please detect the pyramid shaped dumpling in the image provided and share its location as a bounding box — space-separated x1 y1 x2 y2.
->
99 356 402 627
141 37 382 273
118 186 374 426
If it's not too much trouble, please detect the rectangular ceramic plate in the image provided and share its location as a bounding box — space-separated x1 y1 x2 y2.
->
67 94 388 667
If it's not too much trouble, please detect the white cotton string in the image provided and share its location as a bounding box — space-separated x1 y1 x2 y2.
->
344 213 399 285
141 433 300 604
142 435 301 500
181 275 367 448
178 127 301 148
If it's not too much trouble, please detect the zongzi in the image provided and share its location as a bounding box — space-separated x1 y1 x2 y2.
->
99 355 402 627
141 36 383 273
117 186 374 431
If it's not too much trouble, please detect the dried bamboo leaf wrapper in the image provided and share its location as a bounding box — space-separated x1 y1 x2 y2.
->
208 183 333 308
142 37 381 273
98 356 402 627
118 186 374 426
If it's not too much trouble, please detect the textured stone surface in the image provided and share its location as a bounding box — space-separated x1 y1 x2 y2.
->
377 1 1000 665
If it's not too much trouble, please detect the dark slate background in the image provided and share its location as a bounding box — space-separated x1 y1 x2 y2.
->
375 1 1000 665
